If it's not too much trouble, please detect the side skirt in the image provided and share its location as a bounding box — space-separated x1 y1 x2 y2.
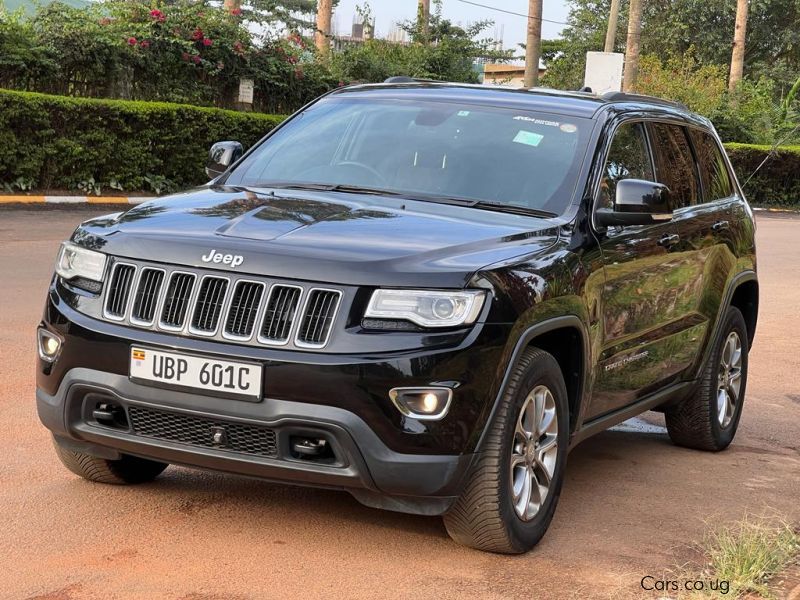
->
568 381 694 449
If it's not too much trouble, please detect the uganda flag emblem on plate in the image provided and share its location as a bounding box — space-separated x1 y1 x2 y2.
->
132 348 146 361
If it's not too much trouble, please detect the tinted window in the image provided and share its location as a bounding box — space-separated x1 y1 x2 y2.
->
599 122 654 209
689 128 733 202
648 123 699 209
227 97 593 215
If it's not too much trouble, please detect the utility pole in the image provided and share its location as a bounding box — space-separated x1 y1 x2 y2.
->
622 0 643 92
523 0 543 88
418 0 431 37
604 0 621 52
315 0 333 59
729 0 749 92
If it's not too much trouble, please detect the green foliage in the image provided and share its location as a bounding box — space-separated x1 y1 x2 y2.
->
724 143 800 206
0 88 285 192
331 1 510 84
637 50 728 115
0 0 332 113
713 79 785 145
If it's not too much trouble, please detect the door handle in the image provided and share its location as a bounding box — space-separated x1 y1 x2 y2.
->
712 220 730 231
658 233 680 248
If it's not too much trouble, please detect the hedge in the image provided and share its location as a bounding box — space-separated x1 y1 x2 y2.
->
0 88 798 206
0 88 285 193
724 143 800 207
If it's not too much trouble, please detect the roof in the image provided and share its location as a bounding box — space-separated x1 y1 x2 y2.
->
332 81 696 121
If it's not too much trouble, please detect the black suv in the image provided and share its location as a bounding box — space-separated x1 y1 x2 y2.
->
37 82 758 554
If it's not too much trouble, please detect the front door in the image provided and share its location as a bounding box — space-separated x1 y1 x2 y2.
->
588 120 690 419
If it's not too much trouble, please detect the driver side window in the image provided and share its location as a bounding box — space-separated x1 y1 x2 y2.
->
600 122 654 209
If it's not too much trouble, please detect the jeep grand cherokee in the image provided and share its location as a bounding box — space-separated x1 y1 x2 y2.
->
36 82 758 554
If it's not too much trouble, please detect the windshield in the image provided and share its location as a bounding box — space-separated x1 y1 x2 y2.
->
226 96 592 215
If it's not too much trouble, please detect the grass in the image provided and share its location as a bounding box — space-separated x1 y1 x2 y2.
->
681 516 800 599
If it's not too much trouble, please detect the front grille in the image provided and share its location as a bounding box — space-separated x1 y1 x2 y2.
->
104 263 136 319
128 406 277 457
260 285 302 344
297 289 341 347
130 268 165 325
224 281 264 339
190 276 229 334
160 272 196 329
96 259 345 350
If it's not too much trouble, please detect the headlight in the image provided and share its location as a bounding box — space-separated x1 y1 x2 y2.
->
55 241 107 282
365 289 486 328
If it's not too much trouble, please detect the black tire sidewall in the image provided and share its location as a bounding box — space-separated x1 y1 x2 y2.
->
497 353 570 551
707 307 749 448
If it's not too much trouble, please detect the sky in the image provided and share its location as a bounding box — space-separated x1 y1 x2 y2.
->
332 0 571 53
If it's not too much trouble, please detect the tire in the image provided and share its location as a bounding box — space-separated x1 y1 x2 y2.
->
665 306 749 451
443 348 569 554
52 436 168 484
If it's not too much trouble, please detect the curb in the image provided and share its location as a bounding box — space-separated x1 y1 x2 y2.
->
0 195 152 205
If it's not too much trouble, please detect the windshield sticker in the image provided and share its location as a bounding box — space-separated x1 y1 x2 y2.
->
457 110 470 117
513 130 544 147
560 123 578 133
513 116 560 127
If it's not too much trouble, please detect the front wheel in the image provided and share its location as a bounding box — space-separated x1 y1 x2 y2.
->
443 348 569 553
52 436 168 484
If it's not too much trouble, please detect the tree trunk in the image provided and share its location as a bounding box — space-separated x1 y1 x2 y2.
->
524 0 543 88
223 0 240 9
315 0 333 59
623 0 643 92
604 0 621 52
418 0 431 37
729 0 749 92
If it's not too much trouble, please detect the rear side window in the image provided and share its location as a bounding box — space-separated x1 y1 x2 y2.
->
600 122 654 209
688 129 734 202
648 123 700 209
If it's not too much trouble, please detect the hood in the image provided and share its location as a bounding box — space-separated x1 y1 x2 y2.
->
73 186 560 288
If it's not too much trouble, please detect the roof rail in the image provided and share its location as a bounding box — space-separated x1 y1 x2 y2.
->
384 76 418 84
601 91 689 110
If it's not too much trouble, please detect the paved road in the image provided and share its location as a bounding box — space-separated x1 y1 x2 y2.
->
1 208 798 600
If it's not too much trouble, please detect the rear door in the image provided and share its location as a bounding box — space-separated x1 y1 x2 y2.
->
664 125 741 378
589 120 686 419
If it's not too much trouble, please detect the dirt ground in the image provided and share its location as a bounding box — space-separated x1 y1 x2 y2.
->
1 208 798 600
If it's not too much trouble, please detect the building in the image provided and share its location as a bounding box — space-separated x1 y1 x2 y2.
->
481 62 547 87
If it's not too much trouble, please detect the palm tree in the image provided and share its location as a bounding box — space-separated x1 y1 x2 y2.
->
729 0 749 92
623 0 643 92
524 0 543 87
315 0 333 58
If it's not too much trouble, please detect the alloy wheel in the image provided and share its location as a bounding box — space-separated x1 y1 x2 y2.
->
717 331 743 429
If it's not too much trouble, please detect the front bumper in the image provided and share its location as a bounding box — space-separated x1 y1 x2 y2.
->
37 289 514 515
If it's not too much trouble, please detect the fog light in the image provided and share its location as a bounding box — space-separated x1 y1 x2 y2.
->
389 387 453 420
37 328 63 362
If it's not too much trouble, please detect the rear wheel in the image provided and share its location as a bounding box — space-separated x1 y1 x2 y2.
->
52 436 168 484
665 306 749 451
443 348 569 553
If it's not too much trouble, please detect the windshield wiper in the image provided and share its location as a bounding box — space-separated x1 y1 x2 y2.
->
250 182 406 197
466 201 557 218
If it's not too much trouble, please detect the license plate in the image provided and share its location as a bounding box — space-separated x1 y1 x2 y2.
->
130 347 262 401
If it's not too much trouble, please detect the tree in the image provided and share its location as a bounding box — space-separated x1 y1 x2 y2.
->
729 0 748 91
604 0 620 52
315 0 332 58
418 0 430 38
623 0 643 92
524 0 543 87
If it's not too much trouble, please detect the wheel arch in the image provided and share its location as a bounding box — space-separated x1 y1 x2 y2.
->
478 316 589 452
729 277 758 348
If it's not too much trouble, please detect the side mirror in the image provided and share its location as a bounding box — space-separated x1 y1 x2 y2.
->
206 141 243 180
596 179 673 227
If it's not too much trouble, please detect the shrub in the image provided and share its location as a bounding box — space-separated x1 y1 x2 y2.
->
0 88 285 193
724 143 800 206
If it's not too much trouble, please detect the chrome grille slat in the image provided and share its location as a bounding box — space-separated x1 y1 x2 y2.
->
259 285 302 344
160 272 196 329
104 263 136 320
131 268 165 325
224 281 264 339
296 289 341 348
190 276 229 334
